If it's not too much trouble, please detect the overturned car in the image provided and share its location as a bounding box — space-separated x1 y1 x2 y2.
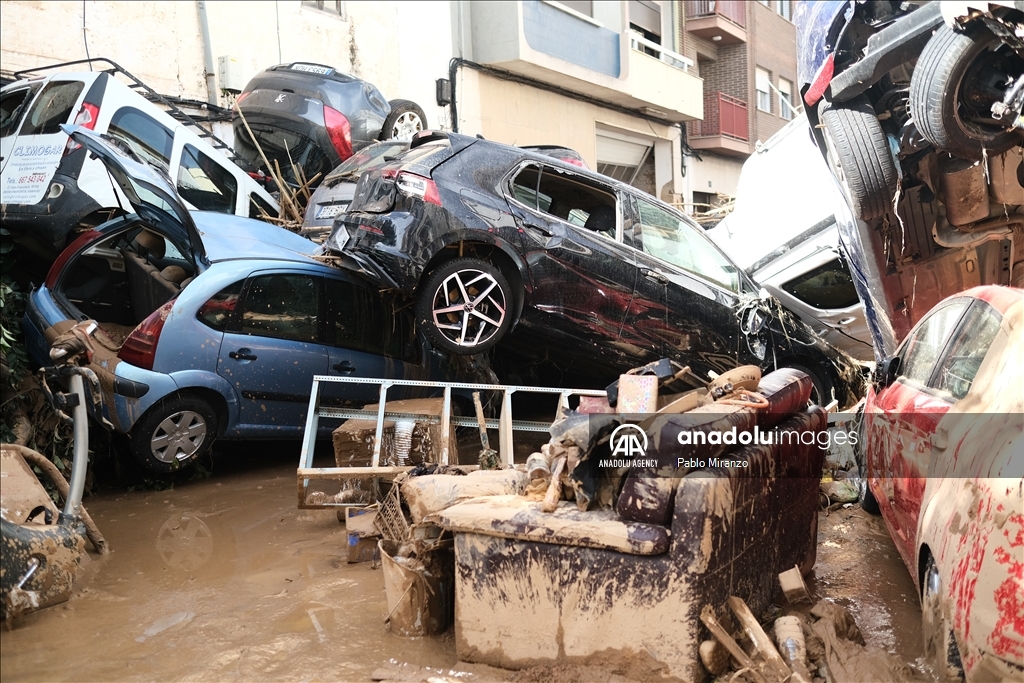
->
323 131 863 407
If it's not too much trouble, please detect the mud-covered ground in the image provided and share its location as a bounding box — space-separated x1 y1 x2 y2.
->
1 446 927 683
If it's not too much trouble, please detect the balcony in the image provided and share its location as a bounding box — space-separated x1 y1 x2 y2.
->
684 1 747 45
688 92 750 156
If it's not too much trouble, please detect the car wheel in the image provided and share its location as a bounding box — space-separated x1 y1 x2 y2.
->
859 478 881 515
417 258 513 355
910 23 1024 160
382 99 426 141
783 363 833 407
921 554 965 680
130 394 218 473
821 97 899 221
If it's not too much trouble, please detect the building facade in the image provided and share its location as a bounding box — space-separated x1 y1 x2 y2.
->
678 0 799 214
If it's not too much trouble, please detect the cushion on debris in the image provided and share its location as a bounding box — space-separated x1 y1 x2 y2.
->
757 368 813 428
402 469 528 524
427 494 669 555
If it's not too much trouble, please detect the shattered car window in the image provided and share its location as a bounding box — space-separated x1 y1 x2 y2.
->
780 258 859 310
0 84 41 138
933 303 1001 400
18 81 83 136
899 301 969 385
177 144 238 214
510 164 617 237
108 107 174 168
241 274 320 343
634 197 739 292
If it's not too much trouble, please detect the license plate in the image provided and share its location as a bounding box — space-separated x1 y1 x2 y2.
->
290 63 334 76
316 203 349 220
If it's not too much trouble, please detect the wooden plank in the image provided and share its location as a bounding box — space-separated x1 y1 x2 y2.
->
727 596 791 681
699 604 768 683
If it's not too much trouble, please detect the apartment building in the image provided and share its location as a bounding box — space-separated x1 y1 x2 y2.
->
677 0 799 214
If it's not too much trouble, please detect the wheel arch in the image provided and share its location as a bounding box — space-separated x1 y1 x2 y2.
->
142 387 230 439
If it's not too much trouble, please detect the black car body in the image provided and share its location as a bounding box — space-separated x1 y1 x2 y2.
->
324 132 863 407
233 63 425 188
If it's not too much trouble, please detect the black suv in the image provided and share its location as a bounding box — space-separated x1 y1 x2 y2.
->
233 62 426 187
324 131 862 405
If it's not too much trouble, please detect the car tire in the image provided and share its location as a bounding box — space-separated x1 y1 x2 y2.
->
910 23 1024 161
784 362 833 407
130 393 218 473
382 99 426 141
859 478 881 515
417 258 513 355
821 97 899 221
921 554 965 680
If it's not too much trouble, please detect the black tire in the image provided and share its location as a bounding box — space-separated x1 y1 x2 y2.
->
910 23 1024 160
859 478 881 515
921 554 965 680
381 99 426 141
784 362 833 407
417 258 514 355
130 393 218 473
821 97 899 221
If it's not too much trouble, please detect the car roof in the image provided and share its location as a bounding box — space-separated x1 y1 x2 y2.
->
950 286 1024 315
191 212 321 264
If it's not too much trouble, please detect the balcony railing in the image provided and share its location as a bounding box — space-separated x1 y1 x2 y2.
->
689 92 748 141
629 32 693 72
684 1 747 28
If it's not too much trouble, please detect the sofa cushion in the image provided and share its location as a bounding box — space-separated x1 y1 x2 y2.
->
428 495 670 555
401 469 527 523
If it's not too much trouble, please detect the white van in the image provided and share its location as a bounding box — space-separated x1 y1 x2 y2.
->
1 67 279 258
706 115 874 361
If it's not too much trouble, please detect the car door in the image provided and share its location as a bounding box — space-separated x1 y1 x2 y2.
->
321 275 430 406
503 161 637 356
624 193 748 379
216 271 328 435
866 297 972 569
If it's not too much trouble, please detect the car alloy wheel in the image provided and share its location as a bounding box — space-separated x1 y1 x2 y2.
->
417 258 513 355
131 394 218 473
383 99 427 142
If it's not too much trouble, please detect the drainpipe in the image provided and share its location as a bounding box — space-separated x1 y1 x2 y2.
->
197 1 218 105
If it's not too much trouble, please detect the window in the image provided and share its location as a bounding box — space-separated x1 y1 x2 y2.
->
633 196 739 292
555 0 592 16
177 144 238 214
776 1 791 20
302 0 345 17
629 0 661 56
19 81 83 136
780 259 859 310
240 274 320 343
756 68 772 113
325 278 419 362
197 281 243 331
0 84 41 138
510 164 618 239
108 107 174 167
249 192 278 220
899 301 968 384
779 78 795 120
934 303 1001 400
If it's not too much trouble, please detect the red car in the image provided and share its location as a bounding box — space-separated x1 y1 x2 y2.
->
863 285 1024 681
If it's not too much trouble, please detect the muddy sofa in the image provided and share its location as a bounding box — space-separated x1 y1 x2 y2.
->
429 369 826 681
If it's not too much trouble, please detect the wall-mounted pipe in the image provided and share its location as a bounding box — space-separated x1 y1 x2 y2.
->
197 1 217 105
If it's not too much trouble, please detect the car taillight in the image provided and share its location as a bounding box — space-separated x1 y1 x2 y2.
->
45 229 104 288
324 105 353 161
396 172 441 206
803 54 835 107
63 103 100 156
118 300 174 370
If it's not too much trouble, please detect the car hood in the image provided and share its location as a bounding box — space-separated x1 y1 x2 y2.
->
191 211 319 263
63 124 207 266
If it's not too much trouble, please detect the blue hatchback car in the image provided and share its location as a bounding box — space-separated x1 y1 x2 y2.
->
23 126 451 472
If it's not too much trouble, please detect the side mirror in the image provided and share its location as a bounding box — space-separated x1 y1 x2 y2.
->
874 356 901 388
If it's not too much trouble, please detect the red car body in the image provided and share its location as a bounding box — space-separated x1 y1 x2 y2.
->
864 285 1024 680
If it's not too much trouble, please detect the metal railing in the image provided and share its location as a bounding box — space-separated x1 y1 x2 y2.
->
296 375 606 509
629 32 694 72
688 92 749 141
684 0 747 28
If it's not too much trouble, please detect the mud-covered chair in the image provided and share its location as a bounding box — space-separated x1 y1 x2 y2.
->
429 368 825 680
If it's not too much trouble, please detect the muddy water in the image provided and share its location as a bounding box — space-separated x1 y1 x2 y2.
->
0 457 457 683
2 452 927 682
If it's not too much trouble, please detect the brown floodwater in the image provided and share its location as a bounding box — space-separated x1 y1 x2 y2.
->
2 449 927 682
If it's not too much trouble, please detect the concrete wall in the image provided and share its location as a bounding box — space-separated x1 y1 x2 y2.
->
0 1 451 129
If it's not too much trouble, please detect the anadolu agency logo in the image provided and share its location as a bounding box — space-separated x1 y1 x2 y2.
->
601 424 659 468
